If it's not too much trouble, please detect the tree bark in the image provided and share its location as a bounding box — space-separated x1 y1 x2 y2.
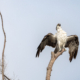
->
46 49 65 80
0 12 6 80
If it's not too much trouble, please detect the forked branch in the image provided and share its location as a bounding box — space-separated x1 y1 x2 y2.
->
46 49 65 80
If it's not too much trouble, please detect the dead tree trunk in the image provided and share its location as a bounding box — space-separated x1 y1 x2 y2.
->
0 12 6 80
46 49 65 80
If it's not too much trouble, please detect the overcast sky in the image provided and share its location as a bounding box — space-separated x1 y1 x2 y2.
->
0 0 80 80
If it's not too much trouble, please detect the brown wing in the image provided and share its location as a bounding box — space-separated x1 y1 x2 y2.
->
36 33 57 57
65 35 79 62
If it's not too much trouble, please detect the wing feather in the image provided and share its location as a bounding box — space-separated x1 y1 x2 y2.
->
36 33 57 57
65 35 79 62
36 33 79 62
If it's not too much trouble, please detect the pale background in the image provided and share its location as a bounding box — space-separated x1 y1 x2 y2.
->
0 0 80 80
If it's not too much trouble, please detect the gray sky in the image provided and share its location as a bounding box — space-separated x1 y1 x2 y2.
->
0 0 80 80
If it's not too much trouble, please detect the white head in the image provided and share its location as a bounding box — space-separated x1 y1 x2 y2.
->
56 23 62 31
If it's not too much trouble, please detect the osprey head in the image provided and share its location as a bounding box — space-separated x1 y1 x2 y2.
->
56 23 61 30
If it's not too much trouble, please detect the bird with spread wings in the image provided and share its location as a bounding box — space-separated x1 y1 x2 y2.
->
36 24 79 62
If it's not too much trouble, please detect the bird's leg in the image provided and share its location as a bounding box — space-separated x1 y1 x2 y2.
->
58 41 62 52
63 44 66 51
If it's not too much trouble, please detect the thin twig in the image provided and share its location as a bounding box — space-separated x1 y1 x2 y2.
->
46 49 65 80
0 12 6 80
4 74 11 80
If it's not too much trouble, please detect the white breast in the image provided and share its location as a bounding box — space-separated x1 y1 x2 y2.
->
57 28 67 44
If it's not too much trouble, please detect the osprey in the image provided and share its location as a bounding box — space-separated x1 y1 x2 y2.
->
36 23 79 62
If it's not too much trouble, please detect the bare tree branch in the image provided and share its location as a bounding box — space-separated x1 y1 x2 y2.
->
0 59 7 74
0 12 6 80
4 74 11 80
0 12 19 80
46 49 65 80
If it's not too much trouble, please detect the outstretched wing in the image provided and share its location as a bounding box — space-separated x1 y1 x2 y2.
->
65 35 79 62
36 33 57 57
36 33 79 62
